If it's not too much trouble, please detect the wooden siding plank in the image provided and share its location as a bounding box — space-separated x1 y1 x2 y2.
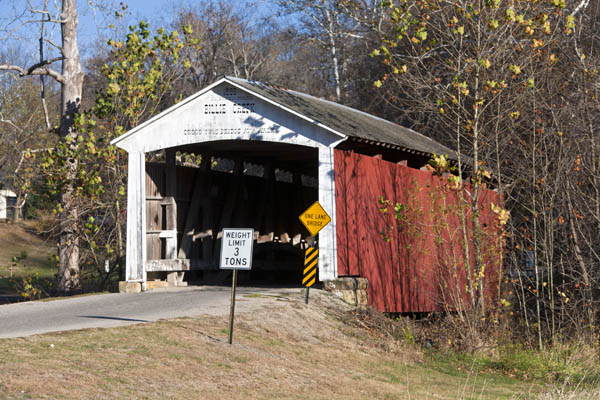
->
146 259 190 272
162 196 177 259
333 150 349 276
165 149 177 197
347 152 361 276
333 151 502 313
177 156 210 259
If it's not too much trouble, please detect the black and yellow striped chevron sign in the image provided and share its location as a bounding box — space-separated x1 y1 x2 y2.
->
302 247 318 287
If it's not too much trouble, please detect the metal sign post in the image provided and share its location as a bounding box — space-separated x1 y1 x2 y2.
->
303 237 318 304
305 283 310 305
299 202 331 304
228 269 238 344
220 228 254 345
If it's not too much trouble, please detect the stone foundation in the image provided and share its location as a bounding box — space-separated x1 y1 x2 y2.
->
118 281 142 293
166 271 187 287
145 280 169 290
323 277 368 307
119 271 187 293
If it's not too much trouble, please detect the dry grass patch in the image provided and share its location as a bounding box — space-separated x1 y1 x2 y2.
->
0 291 534 399
0 223 55 296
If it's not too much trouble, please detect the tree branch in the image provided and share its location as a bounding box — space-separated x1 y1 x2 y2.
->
39 0 52 131
26 56 64 74
44 38 64 54
0 18 65 41
0 115 24 133
572 0 590 16
0 63 65 84
14 148 54 175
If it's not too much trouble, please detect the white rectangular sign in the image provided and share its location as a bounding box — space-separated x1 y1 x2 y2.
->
219 228 254 270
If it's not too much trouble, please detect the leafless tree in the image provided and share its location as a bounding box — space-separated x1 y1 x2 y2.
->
278 0 368 102
361 0 600 344
1 0 85 293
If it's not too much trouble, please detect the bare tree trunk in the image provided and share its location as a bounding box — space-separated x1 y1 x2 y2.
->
12 193 28 222
453 34 475 311
472 14 484 315
531 85 543 351
590 122 600 238
57 0 84 293
323 1 342 102
566 188 594 328
39 0 52 131
115 199 125 281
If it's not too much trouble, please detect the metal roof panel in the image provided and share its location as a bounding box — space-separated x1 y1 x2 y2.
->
226 76 458 159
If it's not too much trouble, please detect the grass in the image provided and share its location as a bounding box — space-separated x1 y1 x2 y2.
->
0 222 56 296
462 343 600 385
0 291 541 400
404 337 600 389
0 222 597 398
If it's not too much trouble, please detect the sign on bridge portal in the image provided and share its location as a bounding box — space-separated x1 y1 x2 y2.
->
220 228 254 270
299 201 331 236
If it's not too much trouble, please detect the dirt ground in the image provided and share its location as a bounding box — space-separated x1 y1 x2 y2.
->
0 222 56 296
0 289 537 399
0 222 54 263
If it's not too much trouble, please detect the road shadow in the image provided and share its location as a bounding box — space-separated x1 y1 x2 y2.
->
78 315 150 323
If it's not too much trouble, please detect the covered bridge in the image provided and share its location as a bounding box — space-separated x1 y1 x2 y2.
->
111 76 501 312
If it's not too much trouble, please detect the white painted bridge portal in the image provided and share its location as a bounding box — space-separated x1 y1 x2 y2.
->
111 77 345 287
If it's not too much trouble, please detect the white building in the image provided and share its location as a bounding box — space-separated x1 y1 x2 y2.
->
0 189 17 220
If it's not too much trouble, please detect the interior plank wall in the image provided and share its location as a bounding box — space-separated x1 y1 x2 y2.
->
334 149 503 313
145 162 317 269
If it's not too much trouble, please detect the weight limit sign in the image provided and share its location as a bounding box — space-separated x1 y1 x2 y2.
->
302 247 318 287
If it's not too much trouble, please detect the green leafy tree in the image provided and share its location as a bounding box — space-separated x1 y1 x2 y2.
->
40 21 199 290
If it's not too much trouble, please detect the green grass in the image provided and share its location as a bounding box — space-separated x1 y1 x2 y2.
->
365 357 530 399
427 342 600 388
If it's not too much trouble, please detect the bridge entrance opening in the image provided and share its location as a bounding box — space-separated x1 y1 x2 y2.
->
144 140 318 287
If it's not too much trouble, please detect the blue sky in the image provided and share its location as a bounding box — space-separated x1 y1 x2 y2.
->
78 0 276 57
0 0 278 65
78 0 183 44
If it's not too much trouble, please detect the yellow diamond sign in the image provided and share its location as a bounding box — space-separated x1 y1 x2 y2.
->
299 201 331 236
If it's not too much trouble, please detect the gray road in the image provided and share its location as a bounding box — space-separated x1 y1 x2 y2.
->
0 286 300 339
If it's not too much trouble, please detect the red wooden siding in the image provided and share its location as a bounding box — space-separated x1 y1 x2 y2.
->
334 150 502 313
